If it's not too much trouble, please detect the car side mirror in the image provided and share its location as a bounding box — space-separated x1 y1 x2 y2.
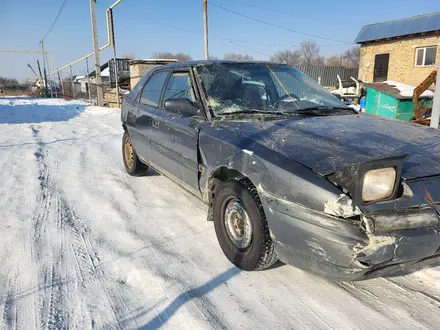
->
164 98 200 116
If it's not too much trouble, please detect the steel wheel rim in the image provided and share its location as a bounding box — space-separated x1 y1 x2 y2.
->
224 198 253 249
124 138 134 168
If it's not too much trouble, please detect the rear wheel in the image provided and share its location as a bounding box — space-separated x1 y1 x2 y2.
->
122 131 148 176
213 178 278 270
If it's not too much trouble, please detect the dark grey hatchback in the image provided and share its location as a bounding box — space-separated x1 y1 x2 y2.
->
121 60 440 280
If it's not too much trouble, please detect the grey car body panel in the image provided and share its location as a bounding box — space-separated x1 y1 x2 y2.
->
121 61 440 280
213 114 440 180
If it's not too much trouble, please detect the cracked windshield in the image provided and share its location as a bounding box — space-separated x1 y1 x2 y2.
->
197 63 347 115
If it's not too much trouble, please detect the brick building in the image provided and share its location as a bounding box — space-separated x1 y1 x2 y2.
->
355 12 440 86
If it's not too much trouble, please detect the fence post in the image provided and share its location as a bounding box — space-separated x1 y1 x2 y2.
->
57 71 63 98
59 71 65 97
69 65 75 99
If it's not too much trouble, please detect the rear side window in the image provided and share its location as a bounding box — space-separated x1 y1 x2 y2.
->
140 70 169 107
163 72 196 102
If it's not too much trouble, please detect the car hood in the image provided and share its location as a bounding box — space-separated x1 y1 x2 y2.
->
216 114 440 180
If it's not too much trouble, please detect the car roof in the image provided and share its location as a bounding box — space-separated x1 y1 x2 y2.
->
153 60 290 70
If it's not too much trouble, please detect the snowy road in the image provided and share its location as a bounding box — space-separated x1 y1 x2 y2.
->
1 97 440 330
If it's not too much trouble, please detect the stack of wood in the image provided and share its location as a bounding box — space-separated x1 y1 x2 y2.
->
102 78 130 108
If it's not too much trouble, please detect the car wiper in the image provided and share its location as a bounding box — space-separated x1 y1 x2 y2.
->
294 106 356 112
218 109 288 116
286 106 357 116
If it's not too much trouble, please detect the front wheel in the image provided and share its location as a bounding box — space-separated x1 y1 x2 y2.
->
213 179 278 270
122 131 148 176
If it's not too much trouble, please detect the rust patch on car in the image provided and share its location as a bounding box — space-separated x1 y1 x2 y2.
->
425 187 440 205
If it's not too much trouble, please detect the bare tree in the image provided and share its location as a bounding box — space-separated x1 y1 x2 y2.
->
208 55 219 60
326 55 343 66
0 77 20 88
270 49 301 66
325 47 360 67
152 52 193 61
299 40 321 66
223 53 254 60
312 56 326 66
343 46 360 67
121 53 136 60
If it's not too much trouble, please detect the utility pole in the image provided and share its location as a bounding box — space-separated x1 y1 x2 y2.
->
40 40 49 97
90 0 103 106
110 9 120 108
46 52 55 98
85 57 92 103
57 71 65 97
203 0 209 60
70 65 75 99
430 61 440 129
36 60 44 97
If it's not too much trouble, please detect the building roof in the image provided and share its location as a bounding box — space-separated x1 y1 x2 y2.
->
364 81 434 100
355 12 440 43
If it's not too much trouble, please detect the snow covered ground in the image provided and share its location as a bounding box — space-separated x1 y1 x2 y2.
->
1 97 440 330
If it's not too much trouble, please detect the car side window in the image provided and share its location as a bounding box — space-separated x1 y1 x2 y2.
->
139 70 169 107
163 72 196 103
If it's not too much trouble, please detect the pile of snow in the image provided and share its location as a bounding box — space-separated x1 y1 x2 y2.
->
384 80 434 98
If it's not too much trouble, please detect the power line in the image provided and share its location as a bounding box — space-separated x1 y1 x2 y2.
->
210 2 354 45
1 0 69 70
217 0 310 18
42 0 70 40
229 41 271 58
122 9 344 49
0 42 41 71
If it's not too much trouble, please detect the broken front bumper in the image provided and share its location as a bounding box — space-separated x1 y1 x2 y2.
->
260 192 440 281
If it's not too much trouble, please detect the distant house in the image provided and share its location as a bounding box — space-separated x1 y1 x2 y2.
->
73 75 88 94
129 59 178 88
89 58 130 86
355 12 440 85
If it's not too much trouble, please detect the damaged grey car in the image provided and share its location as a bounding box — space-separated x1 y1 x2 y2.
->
121 61 440 280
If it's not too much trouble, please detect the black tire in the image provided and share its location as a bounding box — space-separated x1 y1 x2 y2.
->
122 131 148 176
213 178 278 270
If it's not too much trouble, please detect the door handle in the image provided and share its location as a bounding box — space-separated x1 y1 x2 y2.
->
152 120 160 128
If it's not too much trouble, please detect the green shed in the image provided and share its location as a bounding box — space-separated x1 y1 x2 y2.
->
364 82 434 121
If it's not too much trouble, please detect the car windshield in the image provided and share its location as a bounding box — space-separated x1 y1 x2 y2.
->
196 62 349 116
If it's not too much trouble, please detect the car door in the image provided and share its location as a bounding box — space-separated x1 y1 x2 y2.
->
129 69 169 163
149 69 204 193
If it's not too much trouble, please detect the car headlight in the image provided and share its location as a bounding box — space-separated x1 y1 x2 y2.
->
362 168 396 202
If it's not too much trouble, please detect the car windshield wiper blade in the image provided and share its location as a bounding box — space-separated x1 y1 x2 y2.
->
283 106 357 115
218 109 288 116
296 106 353 111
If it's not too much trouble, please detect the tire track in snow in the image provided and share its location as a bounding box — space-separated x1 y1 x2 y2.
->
29 122 138 329
2 292 16 330
383 277 440 306
44 266 67 330
56 194 133 329
30 125 69 330
336 278 440 329
31 125 52 262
